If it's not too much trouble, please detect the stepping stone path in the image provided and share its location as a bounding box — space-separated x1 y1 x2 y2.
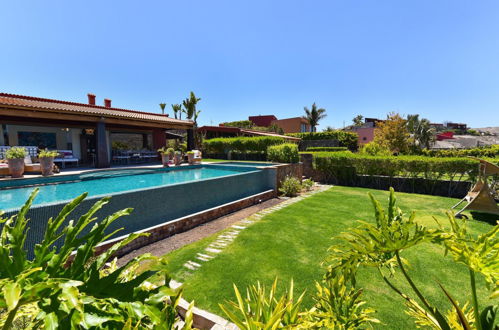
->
181 184 331 275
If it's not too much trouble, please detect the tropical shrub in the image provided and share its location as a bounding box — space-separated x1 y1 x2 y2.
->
5 147 27 160
358 141 392 156
324 188 498 330
221 277 377 329
38 149 59 158
301 178 314 191
267 144 299 163
305 147 348 152
279 176 302 197
157 146 175 156
0 189 194 329
287 131 358 150
220 279 305 329
203 136 286 154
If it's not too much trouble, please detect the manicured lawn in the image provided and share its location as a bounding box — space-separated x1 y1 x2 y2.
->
164 186 496 329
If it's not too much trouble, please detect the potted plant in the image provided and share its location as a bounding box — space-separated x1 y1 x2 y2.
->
6 147 27 178
157 147 175 167
174 151 183 166
187 151 195 164
38 149 59 176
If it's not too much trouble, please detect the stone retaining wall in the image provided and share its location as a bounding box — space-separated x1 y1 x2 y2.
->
95 189 276 257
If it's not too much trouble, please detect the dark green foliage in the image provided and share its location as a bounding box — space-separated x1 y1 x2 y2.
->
421 145 499 158
220 120 253 128
202 136 286 154
287 131 358 150
305 147 348 152
267 144 299 163
312 152 484 183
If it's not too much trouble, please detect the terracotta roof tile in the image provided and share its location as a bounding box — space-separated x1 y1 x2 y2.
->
0 93 193 127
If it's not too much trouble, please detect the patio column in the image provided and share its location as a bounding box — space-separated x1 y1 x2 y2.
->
187 129 195 150
142 133 148 149
96 120 110 168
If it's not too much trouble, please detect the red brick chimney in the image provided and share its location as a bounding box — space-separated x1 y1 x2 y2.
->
104 98 112 108
87 93 96 105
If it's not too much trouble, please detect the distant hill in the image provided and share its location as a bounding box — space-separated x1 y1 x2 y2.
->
473 127 499 135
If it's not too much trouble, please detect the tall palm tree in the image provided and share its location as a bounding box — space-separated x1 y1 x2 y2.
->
182 91 201 120
171 104 182 120
303 103 327 132
159 103 166 115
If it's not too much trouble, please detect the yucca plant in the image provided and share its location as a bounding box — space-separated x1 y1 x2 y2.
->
220 279 305 329
0 189 194 329
324 188 498 330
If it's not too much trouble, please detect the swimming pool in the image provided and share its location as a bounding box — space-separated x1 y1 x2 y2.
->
1 164 277 257
0 166 250 211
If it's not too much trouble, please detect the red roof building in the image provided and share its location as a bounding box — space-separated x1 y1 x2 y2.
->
248 115 277 127
0 93 193 168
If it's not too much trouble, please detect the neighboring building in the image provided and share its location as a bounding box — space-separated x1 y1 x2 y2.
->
248 115 277 127
0 93 193 168
446 122 467 131
197 125 300 141
247 115 311 133
348 117 383 145
271 117 311 133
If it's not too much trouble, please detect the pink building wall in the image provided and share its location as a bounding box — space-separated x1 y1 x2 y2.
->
355 127 375 145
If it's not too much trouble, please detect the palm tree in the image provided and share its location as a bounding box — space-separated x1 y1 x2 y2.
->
303 103 327 132
352 115 364 127
182 91 201 120
159 103 166 115
407 114 435 149
171 104 182 120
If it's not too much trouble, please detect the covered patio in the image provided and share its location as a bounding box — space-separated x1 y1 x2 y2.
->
0 93 194 168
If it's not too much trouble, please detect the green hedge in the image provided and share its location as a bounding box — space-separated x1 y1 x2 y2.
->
312 152 483 182
267 144 299 163
421 145 499 158
202 136 286 154
286 131 358 150
306 147 348 152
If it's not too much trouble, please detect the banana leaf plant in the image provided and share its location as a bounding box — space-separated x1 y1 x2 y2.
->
0 189 194 329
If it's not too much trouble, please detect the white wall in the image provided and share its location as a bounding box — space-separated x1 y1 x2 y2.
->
70 128 81 159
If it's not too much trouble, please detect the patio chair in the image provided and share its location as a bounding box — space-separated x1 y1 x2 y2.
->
192 150 202 164
24 154 42 173
54 150 79 168
451 157 499 218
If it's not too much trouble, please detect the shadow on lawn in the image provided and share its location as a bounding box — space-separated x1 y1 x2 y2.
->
469 211 499 225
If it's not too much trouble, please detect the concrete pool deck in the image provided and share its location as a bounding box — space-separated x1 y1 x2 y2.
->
0 161 219 181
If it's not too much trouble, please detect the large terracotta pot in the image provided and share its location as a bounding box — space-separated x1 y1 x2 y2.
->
161 154 169 167
40 157 54 176
8 158 25 178
187 153 195 165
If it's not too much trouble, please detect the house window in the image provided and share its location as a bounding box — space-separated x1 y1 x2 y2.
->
18 132 57 149
300 124 308 132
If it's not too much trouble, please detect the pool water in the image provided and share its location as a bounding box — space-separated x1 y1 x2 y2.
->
0 167 245 211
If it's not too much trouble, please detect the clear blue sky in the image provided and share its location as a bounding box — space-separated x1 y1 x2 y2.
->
1 1 498 128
